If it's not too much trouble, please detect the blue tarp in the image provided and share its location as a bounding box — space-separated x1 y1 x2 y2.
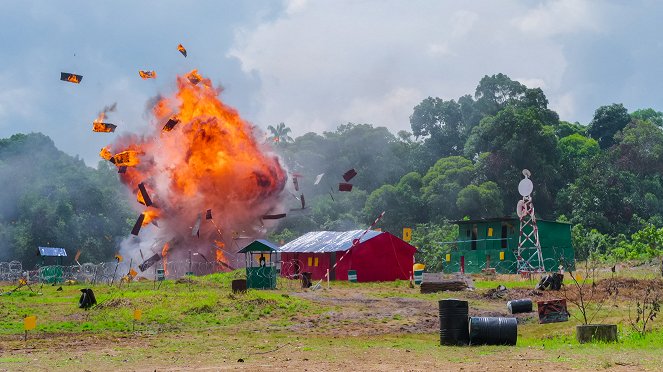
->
38 247 67 257
279 230 382 253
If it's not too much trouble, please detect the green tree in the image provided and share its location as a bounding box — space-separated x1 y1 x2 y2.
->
587 103 631 149
474 73 527 116
363 172 426 232
613 120 663 176
421 156 475 221
631 108 663 127
410 222 458 272
456 181 503 219
267 122 294 145
410 97 466 157
464 106 560 216
558 133 600 180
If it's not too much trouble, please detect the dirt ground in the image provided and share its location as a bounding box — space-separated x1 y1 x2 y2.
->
3 280 663 371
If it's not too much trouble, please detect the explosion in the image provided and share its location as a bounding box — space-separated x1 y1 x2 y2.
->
105 70 287 274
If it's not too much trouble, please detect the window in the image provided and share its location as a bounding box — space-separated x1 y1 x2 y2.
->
307 257 313 266
471 224 478 250
501 223 508 249
487 227 494 237
314 257 319 267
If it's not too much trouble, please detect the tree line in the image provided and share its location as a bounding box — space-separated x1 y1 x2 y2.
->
270 73 663 266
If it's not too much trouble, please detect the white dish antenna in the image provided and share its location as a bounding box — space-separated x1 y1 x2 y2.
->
518 179 533 197
516 200 526 218
522 169 531 178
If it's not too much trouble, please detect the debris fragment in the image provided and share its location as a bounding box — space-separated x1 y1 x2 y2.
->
162 117 180 132
60 72 82 84
138 253 161 272
131 213 145 235
338 183 353 192
192 213 202 237
186 70 202 85
314 173 324 185
262 213 286 220
139 70 157 79
205 209 213 220
342 168 357 182
178 43 187 57
137 182 153 207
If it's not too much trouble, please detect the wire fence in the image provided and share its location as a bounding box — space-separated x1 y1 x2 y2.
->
0 259 313 290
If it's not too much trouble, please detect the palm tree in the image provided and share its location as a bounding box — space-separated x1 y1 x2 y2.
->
267 122 294 145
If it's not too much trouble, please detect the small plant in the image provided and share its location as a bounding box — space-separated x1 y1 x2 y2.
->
562 255 611 325
629 286 661 337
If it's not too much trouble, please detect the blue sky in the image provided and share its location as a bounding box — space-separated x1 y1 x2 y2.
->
2 0 662 165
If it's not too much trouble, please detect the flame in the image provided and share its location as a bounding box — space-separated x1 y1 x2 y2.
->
162 242 170 276
186 69 203 85
67 75 80 84
112 150 141 166
142 208 160 226
139 70 157 79
107 70 286 270
99 147 113 161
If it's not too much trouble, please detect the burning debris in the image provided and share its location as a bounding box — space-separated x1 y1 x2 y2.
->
60 72 83 84
139 70 157 79
92 102 118 133
178 44 187 57
106 70 287 273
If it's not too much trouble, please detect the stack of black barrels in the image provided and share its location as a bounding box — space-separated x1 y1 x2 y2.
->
439 299 518 346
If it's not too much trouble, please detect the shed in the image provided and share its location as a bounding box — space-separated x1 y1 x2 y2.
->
443 217 575 274
237 239 279 289
279 230 416 282
37 246 67 283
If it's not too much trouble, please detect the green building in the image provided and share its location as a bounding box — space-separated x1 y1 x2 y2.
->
442 217 575 274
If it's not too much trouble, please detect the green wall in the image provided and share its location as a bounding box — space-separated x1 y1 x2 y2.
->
443 219 575 274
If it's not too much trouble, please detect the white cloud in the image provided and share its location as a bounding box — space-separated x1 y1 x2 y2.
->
515 77 547 89
513 0 602 37
549 92 576 121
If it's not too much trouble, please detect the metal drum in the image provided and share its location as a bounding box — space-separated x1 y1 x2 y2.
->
507 299 533 314
439 299 469 346
469 317 517 346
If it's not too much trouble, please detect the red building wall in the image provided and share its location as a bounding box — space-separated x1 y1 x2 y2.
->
280 232 415 282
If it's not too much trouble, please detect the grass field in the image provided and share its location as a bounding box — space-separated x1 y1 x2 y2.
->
1 268 663 371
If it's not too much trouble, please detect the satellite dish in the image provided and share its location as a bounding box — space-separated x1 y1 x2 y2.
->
522 169 531 178
516 200 526 218
518 178 533 197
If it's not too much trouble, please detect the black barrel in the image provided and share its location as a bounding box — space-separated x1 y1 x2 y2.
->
231 279 247 293
507 299 533 314
439 299 469 345
469 317 517 346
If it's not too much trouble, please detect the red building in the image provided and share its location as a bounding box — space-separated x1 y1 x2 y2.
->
279 230 416 282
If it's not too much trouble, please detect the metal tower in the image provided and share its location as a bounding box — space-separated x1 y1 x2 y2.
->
515 170 545 275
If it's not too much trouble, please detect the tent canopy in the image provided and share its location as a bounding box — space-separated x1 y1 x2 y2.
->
237 239 279 253
279 230 382 253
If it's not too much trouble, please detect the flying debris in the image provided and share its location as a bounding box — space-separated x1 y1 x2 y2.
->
60 72 82 84
137 183 153 207
300 194 306 209
117 166 127 174
186 70 202 85
112 150 140 167
178 43 187 57
262 213 286 220
338 183 353 192
162 118 180 132
74 250 81 262
131 213 146 236
138 253 161 272
206 209 213 220
139 70 157 79
292 177 299 192
114 253 123 262
192 213 202 237
314 173 324 185
99 147 113 161
343 168 357 182
93 122 116 133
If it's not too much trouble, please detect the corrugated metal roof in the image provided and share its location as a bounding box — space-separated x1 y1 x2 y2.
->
38 247 67 257
237 239 280 253
279 230 382 253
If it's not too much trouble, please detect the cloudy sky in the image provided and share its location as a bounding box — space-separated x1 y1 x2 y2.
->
2 0 662 165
